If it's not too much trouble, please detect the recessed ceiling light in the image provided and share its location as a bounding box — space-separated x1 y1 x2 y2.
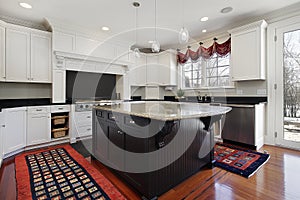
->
220 7 233 14
202 29 207 33
19 2 32 9
101 26 110 31
200 17 208 22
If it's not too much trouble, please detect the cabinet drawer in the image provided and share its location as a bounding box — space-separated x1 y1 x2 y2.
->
77 125 92 136
27 106 50 114
107 112 121 122
75 112 92 124
124 115 151 128
51 105 70 113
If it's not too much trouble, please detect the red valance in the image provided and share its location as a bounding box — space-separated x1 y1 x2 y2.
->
177 37 231 64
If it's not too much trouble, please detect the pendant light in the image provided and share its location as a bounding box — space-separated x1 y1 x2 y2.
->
151 0 160 53
178 0 189 44
133 2 141 58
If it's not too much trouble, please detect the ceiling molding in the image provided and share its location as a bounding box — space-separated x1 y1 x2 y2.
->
0 15 48 31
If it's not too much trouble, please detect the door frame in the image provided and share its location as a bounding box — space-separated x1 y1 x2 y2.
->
267 14 300 149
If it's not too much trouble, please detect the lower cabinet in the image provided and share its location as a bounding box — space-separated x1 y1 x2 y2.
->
27 106 51 146
0 112 4 166
2 107 27 155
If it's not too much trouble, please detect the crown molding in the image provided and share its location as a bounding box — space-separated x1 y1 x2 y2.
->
0 15 47 31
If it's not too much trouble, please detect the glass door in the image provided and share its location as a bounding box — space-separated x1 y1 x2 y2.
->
275 22 300 149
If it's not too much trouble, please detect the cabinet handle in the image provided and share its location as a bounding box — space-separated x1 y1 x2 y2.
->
111 116 116 119
87 116 91 118
129 120 135 124
117 130 123 135
87 128 91 131
2 125 5 128
36 109 42 111
58 108 63 110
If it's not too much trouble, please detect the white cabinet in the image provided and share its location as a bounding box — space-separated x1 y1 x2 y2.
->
229 20 267 81
128 50 177 87
2 107 27 155
0 22 5 82
5 24 51 83
158 50 177 85
31 33 51 82
145 86 160 99
27 106 51 146
0 112 4 166
70 108 92 140
146 55 159 85
52 69 66 103
6 27 30 82
53 31 75 53
129 54 147 86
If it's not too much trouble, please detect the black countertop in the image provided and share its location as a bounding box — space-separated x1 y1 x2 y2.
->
0 98 69 111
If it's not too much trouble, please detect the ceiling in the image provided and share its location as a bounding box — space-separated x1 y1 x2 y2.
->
0 0 300 49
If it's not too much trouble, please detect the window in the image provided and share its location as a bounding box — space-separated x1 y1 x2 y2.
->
182 53 231 88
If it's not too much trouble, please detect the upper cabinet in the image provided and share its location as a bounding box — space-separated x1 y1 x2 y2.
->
3 23 52 83
6 27 30 82
31 32 52 82
52 30 131 65
229 20 267 81
0 21 5 82
128 50 177 86
158 50 177 86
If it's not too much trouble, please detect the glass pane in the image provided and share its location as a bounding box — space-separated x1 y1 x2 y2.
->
218 77 230 86
207 58 217 68
218 66 229 76
192 79 201 87
218 55 230 66
184 63 192 71
207 68 218 77
207 77 218 87
283 29 300 142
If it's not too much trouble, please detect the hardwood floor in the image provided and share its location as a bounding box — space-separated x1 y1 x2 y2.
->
1 145 300 200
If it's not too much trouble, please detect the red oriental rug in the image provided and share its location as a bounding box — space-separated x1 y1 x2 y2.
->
15 145 126 200
214 143 270 178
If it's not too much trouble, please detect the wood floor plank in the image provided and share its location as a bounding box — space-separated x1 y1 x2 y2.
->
1 145 300 200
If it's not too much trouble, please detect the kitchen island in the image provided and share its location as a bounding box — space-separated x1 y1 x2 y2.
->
92 101 231 200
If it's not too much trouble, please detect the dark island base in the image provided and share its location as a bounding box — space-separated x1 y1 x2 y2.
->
92 109 220 200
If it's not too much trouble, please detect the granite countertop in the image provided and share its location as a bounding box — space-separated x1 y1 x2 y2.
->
94 101 232 121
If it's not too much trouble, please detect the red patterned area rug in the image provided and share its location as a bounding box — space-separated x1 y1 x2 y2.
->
15 145 126 200
214 143 270 178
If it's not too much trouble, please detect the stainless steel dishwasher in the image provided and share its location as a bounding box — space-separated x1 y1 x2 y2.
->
220 103 266 150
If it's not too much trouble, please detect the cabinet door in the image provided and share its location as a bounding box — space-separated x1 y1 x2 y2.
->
158 51 177 85
130 54 146 86
0 112 4 166
231 30 260 81
27 113 51 145
3 108 26 155
108 125 125 170
6 28 30 82
146 55 159 85
93 116 108 161
52 70 66 103
0 25 5 82
31 33 51 82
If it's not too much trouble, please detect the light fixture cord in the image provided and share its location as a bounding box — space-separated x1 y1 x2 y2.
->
155 0 157 41
135 5 138 43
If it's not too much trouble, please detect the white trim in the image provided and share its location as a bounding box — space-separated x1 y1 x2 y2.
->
266 14 300 146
